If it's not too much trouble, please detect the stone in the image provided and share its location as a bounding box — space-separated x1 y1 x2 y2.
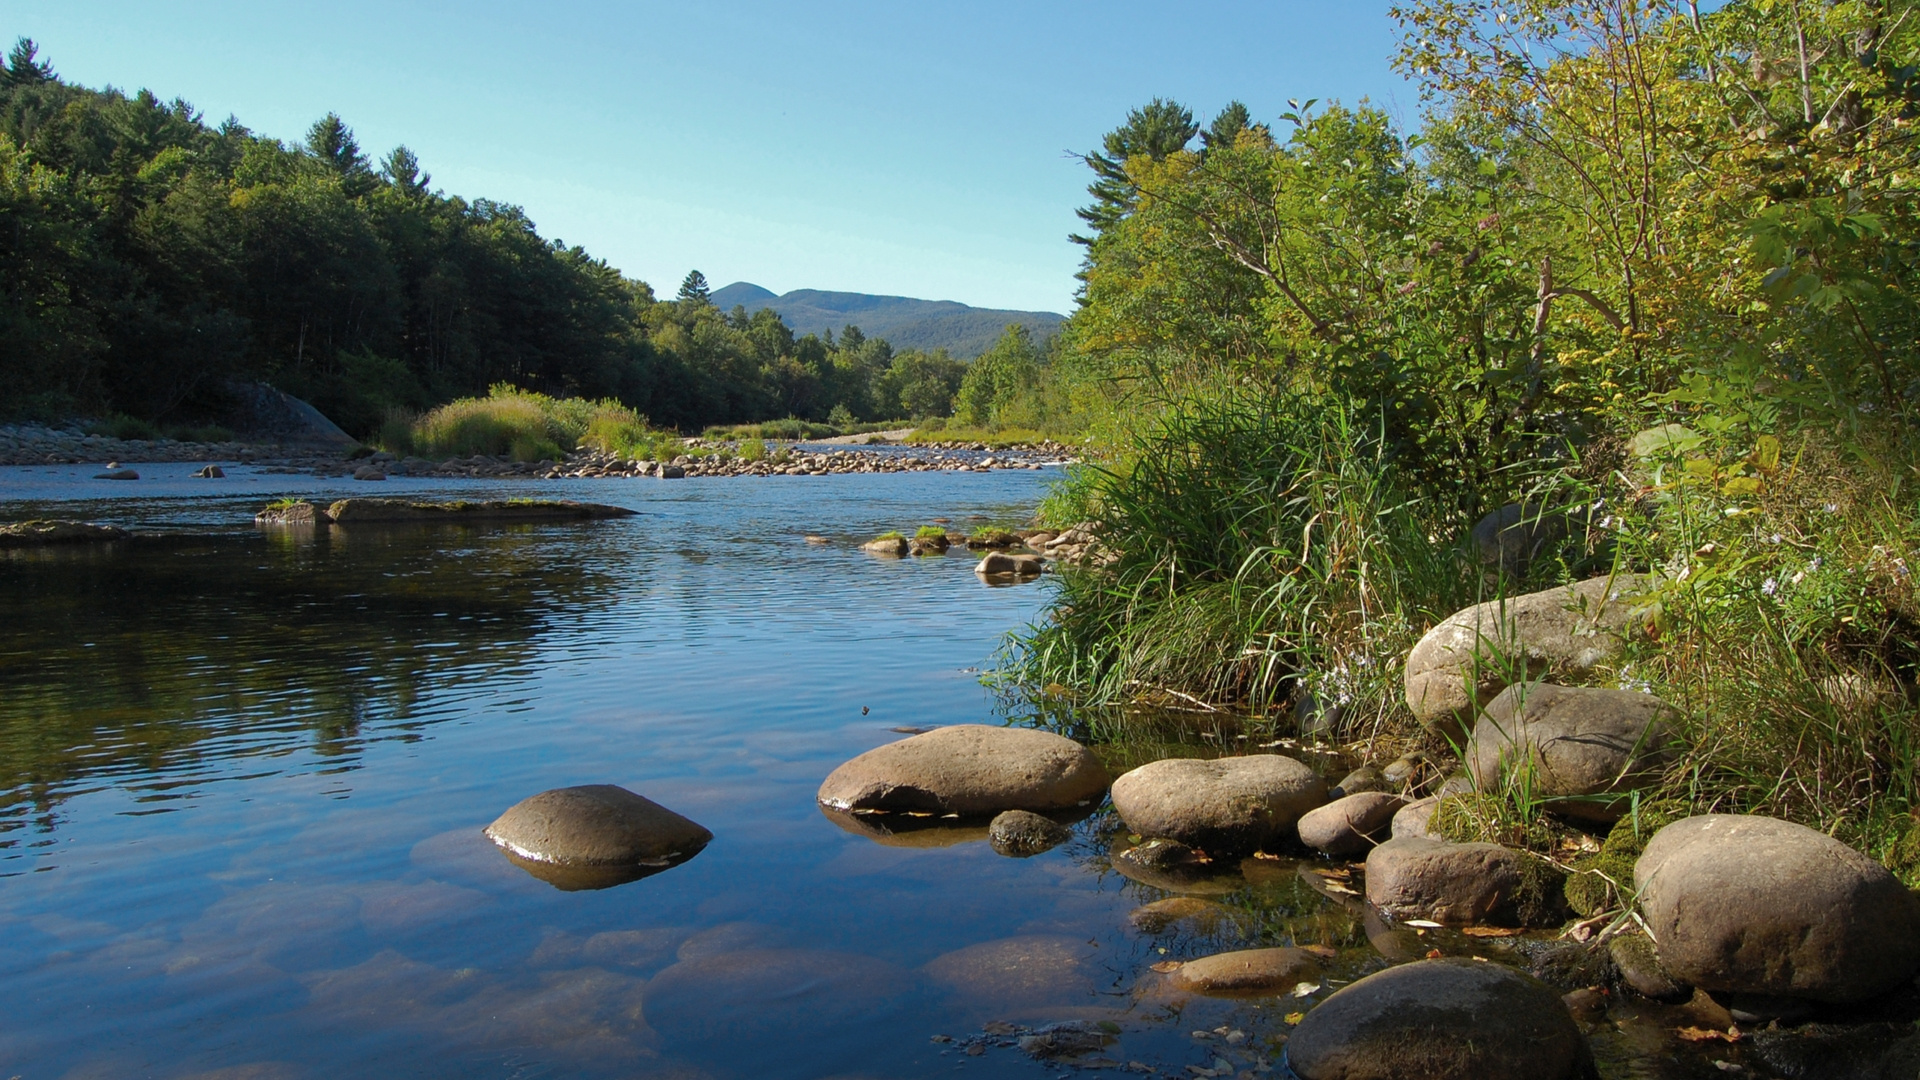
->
93 467 139 480
922 934 1099 1009
975 551 1045 578
1109 755 1327 854
816 724 1108 816
1561 987 1608 1023
326 498 636 524
1017 1021 1113 1059
656 463 685 479
1607 933 1689 1001
483 784 711 891
1127 896 1234 934
351 465 387 480
1404 575 1650 739
1391 796 1441 840
1381 753 1427 788
1298 792 1407 855
1169 947 1321 996
988 809 1071 857
819 807 991 848
254 501 330 527
862 535 909 556
1467 683 1679 823
1472 501 1581 578
1284 958 1598 1080
192 464 225 478
219 379 355 447
1365 836 1549 926
0 519 130 547
1111 837 1237 894
1634 814 1920 1003
1330 765 1388 798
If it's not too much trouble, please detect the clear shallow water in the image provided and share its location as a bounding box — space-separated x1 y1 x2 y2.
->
0 464 1874 1080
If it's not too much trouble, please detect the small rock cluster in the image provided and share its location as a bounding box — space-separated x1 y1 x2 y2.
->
299 442 1074 481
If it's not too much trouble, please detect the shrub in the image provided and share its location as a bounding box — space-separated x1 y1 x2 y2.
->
409 385 676 463
915 526 948 541
738 437 768 462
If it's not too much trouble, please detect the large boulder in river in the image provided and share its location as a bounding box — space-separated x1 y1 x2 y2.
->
1467 684 1679 823
1298 792 1406 855
254 501 331 527
1284 958 1598 1080
1365 836 1562 926
0 519 130 547
1405 575 1650 740
1634 815 1920 1003
975 551 1045 578
484 784 711 890
816 724 1107 816
1109 755 1327 854
327 498 635 524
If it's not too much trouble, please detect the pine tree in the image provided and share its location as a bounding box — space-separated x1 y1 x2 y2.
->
3 38 54 87
1072 99 1198 247
306 113 368 176
382 146 430 196
1202 101 1254 151
677 270 711 305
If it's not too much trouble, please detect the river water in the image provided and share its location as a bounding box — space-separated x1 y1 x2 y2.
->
0 463 1869 1079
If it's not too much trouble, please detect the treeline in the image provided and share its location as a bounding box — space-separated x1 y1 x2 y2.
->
0 39 971 435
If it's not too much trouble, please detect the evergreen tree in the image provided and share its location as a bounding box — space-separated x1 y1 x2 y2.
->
305 113 369 179
381 145 429 196
677 269 711 305
3 38 53 87
1072 98 1197 247
1202 100 1254 151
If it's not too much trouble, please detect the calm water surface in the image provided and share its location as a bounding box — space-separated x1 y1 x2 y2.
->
0 463 1804 1079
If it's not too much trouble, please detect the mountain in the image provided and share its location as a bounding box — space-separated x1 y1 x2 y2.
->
709 283 1066 359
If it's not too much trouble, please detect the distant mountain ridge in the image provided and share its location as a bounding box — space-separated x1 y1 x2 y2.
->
710 282 1065 359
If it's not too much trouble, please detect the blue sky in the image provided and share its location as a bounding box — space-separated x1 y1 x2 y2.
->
1 1 1413 313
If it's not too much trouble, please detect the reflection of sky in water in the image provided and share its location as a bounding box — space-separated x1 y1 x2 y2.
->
0 466 1715 1079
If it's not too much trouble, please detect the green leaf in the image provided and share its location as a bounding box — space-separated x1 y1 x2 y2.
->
1629 424 1703 459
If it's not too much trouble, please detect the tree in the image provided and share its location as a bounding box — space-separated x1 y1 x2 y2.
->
306 113 366 176
677 269 711 305
1202 100 1255 150
381 145 429 196
3 38 53 87
1072 98 1199 247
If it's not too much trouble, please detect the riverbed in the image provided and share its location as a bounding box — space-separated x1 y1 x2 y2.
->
0 463 1860 1079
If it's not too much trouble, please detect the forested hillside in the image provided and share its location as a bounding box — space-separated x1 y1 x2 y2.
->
710 282 1064 359
0 40 974 434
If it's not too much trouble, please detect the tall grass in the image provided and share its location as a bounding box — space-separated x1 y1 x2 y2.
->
1003 390 1478 740
394 385 679 462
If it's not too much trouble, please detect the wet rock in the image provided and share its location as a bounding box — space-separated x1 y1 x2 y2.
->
863 535 909 556
819 806 992 848
327 498 636 523
1169 946 1321 997
352 465 387 481
1391 796 1441 840
1404 575 1650 740
1561 987 1608 1022
0 519 130 547
1365 836 1554 926
93 467 139 480
1297 792 1406 855
1284 958 1598 1080
192 464 225 478
988 809 1071 857
1607 933 1689 1001
1112 837 1235 893
254 501 331 527
922 935 1099 1009
1127 896 1234 934
1017 1021 1113 1059
817 724 1108 816
1634 814 1920 1003
656 463 684 479
1109 755 1327 854
483 784 712 891
1330 765 1388 798
1512 937 1617 992
1467 683 1679 823
975 551 1045 578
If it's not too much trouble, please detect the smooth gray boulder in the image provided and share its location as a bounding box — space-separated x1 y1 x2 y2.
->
816 724 1107 816
1109 754 1326 854
1284 958 1598 1080
1169 946 1321 996
1298 792 1406 855
484 784 712 890
1634 814 1920 1003
1391 796 1441 840
1467 683 1679 822
861 535 909 556
1404 575 1648 740
1365 836 1548 926
988 809 1071 857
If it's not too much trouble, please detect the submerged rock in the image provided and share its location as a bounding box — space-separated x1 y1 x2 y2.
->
1111 837 1237 895
483 784 711 891
93 467 139 480
1607 933 1689 1001
1109 755 1327 854
1297 792 1406 855
988 809 1071 857
1169 946 1321 997
1284 958 1598 1080
0 519 130 547
1404 575 1649 739
816 724 1107 817
1127 896 1234 934
1634 814 1920 1003
327 498 636 523
1467 683 1679 823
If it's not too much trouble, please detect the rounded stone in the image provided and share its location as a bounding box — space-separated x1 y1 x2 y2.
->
988 809 1071 857
1285 958 1598 1080
862 536 909 556
816 724 1108 816
1298 792 1407 855
1170 946 1321 997
483 784 711 889
976 550 1045 577
1127 896 1234 934
1634 814 1920 1003
1364 836 1536 926
1111 837 1238 895
1390 796 1441 840
1109 755 1328 854
1467 683 1678 823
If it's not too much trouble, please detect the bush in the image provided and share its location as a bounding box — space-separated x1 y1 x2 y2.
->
738 437 768 462
409 385 676 463
915 526 948 540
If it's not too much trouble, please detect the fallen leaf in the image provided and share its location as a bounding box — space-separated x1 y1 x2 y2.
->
1677 1026 1743 1043
1301 945 1338 960
1290 981 1322 997
1403 919 1444 929
1425 949 1444 959
1151 961 1183 973
1308 867 1351 879
1283 1012 1305 1025
1321 882 1360 896
1461 926 1525 937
